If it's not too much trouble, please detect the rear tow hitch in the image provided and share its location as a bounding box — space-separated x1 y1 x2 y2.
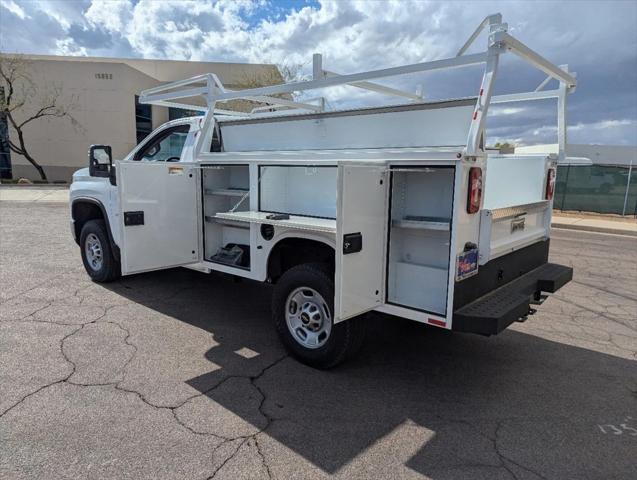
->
516 306 538 323
531 293 549 305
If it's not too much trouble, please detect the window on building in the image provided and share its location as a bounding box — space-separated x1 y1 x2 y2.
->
135 95 153 144
168 107 204 121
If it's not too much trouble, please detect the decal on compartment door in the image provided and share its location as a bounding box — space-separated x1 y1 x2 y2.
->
456 248 479 281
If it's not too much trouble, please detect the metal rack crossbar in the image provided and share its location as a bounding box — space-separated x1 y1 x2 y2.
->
138 13 577 159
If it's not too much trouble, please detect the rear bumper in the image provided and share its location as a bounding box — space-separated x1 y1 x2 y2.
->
452 263 572 335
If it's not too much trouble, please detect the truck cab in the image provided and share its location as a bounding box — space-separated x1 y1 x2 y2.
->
70 116 199 250
70 13 575 368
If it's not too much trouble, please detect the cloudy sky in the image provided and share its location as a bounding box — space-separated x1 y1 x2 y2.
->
1 0 636 146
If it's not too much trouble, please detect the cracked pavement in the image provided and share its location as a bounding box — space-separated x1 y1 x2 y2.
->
1 201 635 480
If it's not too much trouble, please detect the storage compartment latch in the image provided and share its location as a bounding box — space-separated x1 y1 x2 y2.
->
343 232 362 254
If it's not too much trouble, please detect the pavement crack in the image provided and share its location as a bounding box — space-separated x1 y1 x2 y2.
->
0 378 66 419
442 418 551 480
571 280 637 302
254 434 274 480
0 275 63 304
552 295 637 333
195 355 288 479
492 422 549 480
207 438 249 479
0 324 81 418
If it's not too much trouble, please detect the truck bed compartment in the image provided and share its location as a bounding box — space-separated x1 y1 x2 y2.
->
386 167 454 314
202 164 252 269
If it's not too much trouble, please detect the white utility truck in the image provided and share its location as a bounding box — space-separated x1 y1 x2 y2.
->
70 14 574 368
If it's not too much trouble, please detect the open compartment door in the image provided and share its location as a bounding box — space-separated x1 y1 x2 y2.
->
335 164 387 322
118 162 200 275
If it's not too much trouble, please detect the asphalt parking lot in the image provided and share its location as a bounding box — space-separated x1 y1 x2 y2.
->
1 200 635 480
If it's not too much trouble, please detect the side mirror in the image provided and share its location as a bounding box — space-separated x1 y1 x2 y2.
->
89 145 112 178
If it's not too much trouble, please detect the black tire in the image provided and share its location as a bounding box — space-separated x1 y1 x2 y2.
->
272 263 366 369
80 219 120 283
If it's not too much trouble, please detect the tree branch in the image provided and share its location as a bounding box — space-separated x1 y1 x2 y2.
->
17 104 66 128
1 53 75 181
7 139 24 155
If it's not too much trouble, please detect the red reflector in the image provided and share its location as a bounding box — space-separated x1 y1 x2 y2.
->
479 88 484 96
545 168 556 200
472 111 478 120
467 167 482 214
428 318 446 327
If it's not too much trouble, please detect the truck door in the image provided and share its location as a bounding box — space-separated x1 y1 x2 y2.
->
335 164 388 322
117 161 200 275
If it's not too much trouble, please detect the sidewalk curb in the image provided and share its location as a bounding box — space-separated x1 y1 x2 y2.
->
0 185 69 189
552 222 637 237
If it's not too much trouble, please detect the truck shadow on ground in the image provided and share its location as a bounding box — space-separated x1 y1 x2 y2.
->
109 267 636 479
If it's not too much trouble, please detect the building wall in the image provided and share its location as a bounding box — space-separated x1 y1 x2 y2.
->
2 55 280 181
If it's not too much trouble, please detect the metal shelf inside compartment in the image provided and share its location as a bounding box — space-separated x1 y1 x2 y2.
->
392 215 451 231
204 188 249 197
204 215 250 229
207 257 250 270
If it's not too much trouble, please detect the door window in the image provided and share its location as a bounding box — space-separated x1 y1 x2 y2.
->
134 125 190 162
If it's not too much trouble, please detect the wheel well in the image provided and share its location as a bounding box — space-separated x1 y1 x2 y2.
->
72 200 121 260
72 201 104 244
267 238 335 282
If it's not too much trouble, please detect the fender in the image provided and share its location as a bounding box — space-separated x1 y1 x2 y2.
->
71 197 120 261
264 232 336 282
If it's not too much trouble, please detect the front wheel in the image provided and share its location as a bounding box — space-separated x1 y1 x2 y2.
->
272 263 365 369
80 219 120 283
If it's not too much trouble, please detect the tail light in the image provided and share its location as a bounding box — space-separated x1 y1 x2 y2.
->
545 168 556 200
467 167 482 214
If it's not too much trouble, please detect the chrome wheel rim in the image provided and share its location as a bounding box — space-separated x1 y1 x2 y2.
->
85 233 103 271
285 287 332 349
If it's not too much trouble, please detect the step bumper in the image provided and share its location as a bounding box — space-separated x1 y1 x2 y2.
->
452 263 573 336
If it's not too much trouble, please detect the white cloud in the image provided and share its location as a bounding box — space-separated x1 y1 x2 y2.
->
85 0 132 32
490 107 526 116
570 119 634 131
489 119 637 147
55 37 88 56
1 0 635 145
1 0 28 19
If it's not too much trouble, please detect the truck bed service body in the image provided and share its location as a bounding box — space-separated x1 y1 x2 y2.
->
70 14 575 368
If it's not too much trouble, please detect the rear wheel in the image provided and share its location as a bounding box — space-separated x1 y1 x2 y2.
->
80 219 120 283
272 263 365 369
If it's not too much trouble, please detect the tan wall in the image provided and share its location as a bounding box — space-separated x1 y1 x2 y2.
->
20 54 278 86
3 55 280 182
7 60 162 181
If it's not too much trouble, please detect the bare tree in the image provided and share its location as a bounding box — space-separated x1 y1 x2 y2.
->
224 61 308 113
0 54 78 181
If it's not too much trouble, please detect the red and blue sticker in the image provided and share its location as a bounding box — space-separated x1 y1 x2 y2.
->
456 248 479 281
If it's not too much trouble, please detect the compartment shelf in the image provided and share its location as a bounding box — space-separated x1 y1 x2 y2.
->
215 211 336 234
204 188 249 197
204 215 250 229
392 217 450 231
